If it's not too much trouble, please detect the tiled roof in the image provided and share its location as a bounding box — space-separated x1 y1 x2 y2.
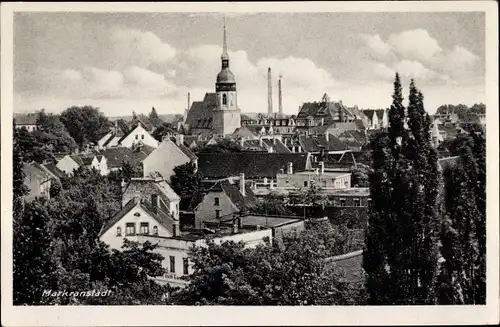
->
125 177 180 202
97 147 149 168
298 134 349 152
168 137 198 160
188 179 257 212
23 163 51 181
262 138 292 153
197 153 310 179
39 163 66 179
99 197 176 237
185 93 217 130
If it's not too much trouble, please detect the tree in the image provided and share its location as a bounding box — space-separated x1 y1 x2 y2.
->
151 122 177 142
148 107 163 128
351 163 372 187
196 139 243 153
13 123 29 217
170 162 202 199
251 191 295 216
364 76 440 305
60 106 109 146
13 199 57 305
171 221 355 305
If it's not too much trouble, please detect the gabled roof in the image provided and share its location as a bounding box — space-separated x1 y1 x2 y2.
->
38 163 66 179
23 163 51 181
99 197 176 237
125 177 181 202
197 153 310 179
185 93 217 130
188 179 258 212
168 137 198 160
297 100 353 120
298 134 349 152
97 147 149 168
262 138 291 153
116 121 150 145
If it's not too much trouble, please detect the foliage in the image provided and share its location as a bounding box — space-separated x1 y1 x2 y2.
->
170 162 202 198
13 125 29 216
151 122 177 142
436 103 485 119
364 76 441 305
13 199 57 305
148 107 163 128
108 161 144 184
351 163 372 187
171 221 357 305
251 191 295 216
196 139 243 153
60 106 110 146
14 124 55 163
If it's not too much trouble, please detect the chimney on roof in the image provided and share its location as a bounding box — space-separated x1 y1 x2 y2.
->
325 132 330 142
240 137 245 147
259 137 263 147
232 217 239 234
267 67 273 117
176 134 184 146
287 162 293 175
121 179 127 194
280 168 284 174
151 194 159 213
173 223 179 237
239 173 246 196
319 161 325 174
315 168 319 176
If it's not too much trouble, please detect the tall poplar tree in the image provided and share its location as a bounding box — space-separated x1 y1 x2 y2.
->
364 75 440 304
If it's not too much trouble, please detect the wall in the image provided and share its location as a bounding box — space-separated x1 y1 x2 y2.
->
99 204 173 250
276 172 351 189
56 156 80 175
120 124 159 149
194 191 238 228
24 174 51 201
143 140 190 181
272 220 305 245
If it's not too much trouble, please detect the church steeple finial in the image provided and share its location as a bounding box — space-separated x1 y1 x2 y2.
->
221 16 229 62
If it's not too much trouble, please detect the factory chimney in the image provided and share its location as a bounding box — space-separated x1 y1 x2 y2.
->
183 92 191 124
267 67 273 117
278 75 283 117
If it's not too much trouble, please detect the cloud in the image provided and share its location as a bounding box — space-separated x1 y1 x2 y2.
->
387 29 442 61
393 60 451 84
110 27 177 67
358 34 394 61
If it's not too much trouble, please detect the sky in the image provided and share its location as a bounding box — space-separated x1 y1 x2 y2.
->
13 12 485 116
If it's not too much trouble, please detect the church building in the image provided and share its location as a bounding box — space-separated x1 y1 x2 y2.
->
184 20 241 137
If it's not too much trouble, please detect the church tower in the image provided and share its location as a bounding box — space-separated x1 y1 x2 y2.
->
213 18 241 136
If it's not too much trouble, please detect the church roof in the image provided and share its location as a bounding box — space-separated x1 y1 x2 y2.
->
217 68 236 83
185 93 217 130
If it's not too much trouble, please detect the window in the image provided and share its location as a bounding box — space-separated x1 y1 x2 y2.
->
214 197 220 206
340 199 346 207
215 210 221 219
222 94 227 105
183 258 189 275
125 223 135 235
153 226 158 235
116 227 122 236
304 181 308 187
141 134 144 140
169 256 175 273
140 222 149 234
353 198 360 207
135 135 138 140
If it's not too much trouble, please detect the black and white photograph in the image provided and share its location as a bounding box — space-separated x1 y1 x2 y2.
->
1 1 498 326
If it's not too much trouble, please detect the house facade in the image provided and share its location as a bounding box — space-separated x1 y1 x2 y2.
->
143 136 198 182
23 163 52 201
116 123 159 149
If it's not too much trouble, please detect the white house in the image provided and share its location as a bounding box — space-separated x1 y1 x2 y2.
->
56 154 108 176
116 122 159 149
143 135 198 182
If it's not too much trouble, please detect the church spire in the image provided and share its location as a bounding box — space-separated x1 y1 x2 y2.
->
221 17 229 63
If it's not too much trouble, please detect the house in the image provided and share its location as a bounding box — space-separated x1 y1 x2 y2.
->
56 153 108 176
98 196 179 252
122 177 181 224
23 163 52 201
114 122 159 149
276 162 352 190
98 145 154 173
240 114 297 136
361 109 388 130
14 114 39 132
297 133 350 154
97 122 126 149
295 94 364 131
188 175 258 229
143 135 198 182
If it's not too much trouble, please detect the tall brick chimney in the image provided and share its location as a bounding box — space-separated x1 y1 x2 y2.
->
267 67 273 117
278 74 283 117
